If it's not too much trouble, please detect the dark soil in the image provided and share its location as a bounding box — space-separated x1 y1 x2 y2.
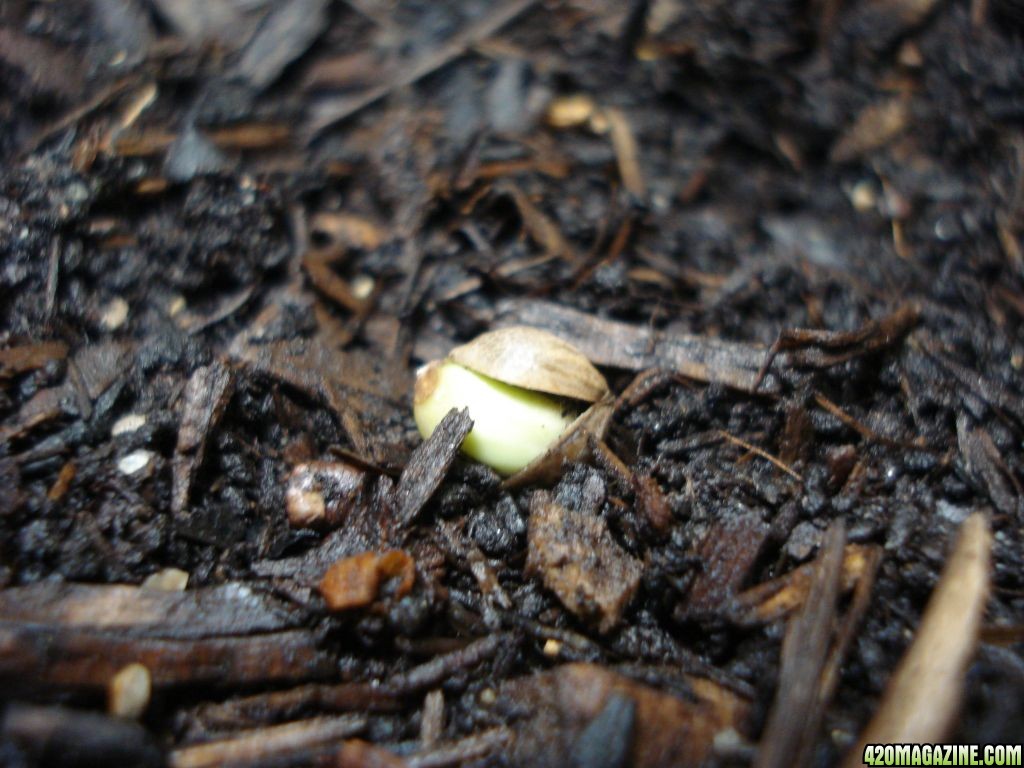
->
2 1 1024 766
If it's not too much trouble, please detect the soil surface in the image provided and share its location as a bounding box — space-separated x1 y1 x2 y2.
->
2 1 1024 766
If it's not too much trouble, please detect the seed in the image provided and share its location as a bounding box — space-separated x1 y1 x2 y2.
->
413 327 609 477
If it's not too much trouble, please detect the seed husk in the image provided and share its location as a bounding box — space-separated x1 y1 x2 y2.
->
413 327 611 477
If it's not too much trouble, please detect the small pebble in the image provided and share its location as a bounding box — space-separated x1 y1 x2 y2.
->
111 413 146 437
108 663 151 719
141 567 189 592
100 297 129 330
351 275 375 300
118 450 153 476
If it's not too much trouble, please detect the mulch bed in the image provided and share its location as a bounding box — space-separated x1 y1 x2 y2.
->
2 1 1023 766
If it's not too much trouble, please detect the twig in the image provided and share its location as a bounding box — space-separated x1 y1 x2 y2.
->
755 521 846 768
719 430 803 481
307 0 538 139
842 513 991 765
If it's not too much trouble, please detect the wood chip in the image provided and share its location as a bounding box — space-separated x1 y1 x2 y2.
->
728 544 880 625
681 513 771 617
0 341 67 379
830 98 911 164
394 408 473 527
843 513 991 764
233 0 329 91
755 521 846 768
526 490 642 633
172 361 235 515
604 107 646 198
170 715 366 768
319 550 415 612
500 663 748 767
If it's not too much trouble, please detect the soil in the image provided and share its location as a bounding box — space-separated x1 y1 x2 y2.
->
1 1 1024 766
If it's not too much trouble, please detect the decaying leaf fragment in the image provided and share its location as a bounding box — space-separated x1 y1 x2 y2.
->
526 491 642 633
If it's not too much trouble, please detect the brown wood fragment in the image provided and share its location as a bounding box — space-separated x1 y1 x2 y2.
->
526 491 642 633
0 581 307 639
304 256 373 315
172 360 235 516
728 544 880 625
394 408 473 527
0 581 334 691
501 664 747 767
681 514 771 617
46 460 76 501
604 107 647 198
307 0 538 138
1 342 131 442
333 739 410 768
957 416 1022 516
842 513 991 765
0 341 67 379
754 303 921 390
719 430 803 481
190 634 509 729
498 183 579 264
170 715 366 768
0 625 334 692
405 728 512 768
493 298 784 393
319 550 415 611
420 690 445 746
755 521 845 768
830 98 910 163
813 391 926 449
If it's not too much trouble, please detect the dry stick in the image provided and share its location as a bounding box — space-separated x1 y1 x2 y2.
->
718 430 803 482
170 715 366 768
842 513 992 767
813 391 928 450
755 520 846 768
306 0 538 139
794 544 883 767
18 76 139 157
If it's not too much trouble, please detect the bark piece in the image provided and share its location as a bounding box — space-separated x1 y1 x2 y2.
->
681 513 771 617
526 491 642 633
233 0 329 90
170 714 366 768
755 521 845 768
499 663 747 768
0 341 67 379
172 361 235 515
394 408 473 527
843 513 991 764
0 581 300 639
728 544 879 625
0 582 331 692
